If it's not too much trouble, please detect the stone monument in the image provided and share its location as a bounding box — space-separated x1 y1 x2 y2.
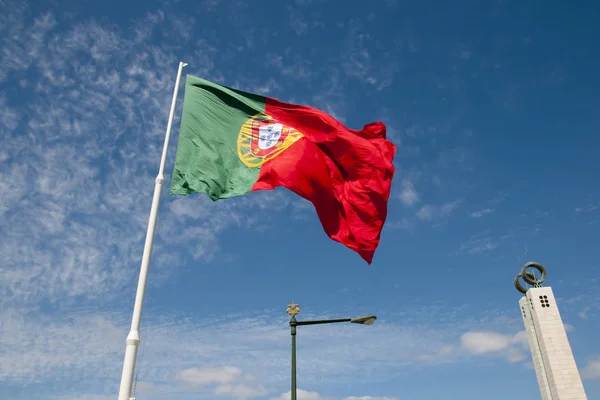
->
514 262 587 400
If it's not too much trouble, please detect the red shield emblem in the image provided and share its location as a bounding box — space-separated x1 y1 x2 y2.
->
238 113 303 168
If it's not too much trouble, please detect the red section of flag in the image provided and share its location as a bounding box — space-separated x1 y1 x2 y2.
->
251 97 396 264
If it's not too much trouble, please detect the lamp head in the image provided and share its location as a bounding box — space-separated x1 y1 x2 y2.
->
350 315 377 325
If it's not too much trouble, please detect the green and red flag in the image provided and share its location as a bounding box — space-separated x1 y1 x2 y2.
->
169 75 396 263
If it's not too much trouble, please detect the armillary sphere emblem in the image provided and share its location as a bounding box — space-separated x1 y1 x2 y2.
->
514 262 547 294
286 301 300 317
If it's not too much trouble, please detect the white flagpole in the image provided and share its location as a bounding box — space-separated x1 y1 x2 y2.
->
117 61 187 400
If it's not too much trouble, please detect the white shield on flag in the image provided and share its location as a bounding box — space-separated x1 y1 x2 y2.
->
258 123 283 150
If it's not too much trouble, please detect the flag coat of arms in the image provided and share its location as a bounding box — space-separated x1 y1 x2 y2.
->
170 75 396 263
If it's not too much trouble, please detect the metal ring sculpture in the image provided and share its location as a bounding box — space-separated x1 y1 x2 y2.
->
514 262 547 294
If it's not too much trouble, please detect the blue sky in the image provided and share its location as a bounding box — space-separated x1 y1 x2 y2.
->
1 0 599 399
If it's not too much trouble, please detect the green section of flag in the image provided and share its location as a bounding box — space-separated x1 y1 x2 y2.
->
169 75 266 200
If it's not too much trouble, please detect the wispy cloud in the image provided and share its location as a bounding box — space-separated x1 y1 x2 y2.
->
340 23 398 91
469 208 493 218
398 179 419 207
51 395 114 400
0 298 529 397
0 5 318 311
0 9 194 307
416 200 461 221
341 26 375 86
387 217 415 231
287 6 309 36
0 6 347 397
458 236 501 254
457 229 516 255
266 52 313 82
3 1 598 400
581 356 600 380
489 190 509 205
437 147 469 169
416 344 456 362
575 203 599 213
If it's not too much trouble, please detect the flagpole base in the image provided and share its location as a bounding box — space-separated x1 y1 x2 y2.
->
118 333 139 400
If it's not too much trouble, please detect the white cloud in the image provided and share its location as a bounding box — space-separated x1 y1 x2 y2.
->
460 330 528 364
51 395 114 400
270 389 329 400
505 347 527 363
398 180 419 206
416 200 461 221
270 391 398 400
174 366 242 386
345 397 399 400
469 208 493 218
511 330 529 347
581 356 600 380
134 381 165 394
175 366 268 399
214 383 268 398
461 331 512 354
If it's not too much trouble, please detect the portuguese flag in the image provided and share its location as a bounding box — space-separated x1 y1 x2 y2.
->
170 75 396 263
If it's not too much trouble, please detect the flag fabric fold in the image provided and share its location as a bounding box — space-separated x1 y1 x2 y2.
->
170 75 396 263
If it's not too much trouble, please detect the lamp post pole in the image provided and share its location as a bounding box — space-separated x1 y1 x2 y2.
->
290 315 297 400
286 301 376 400
287 301 300 400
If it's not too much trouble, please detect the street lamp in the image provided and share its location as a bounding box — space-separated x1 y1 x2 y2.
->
286 301 377 400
